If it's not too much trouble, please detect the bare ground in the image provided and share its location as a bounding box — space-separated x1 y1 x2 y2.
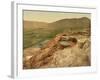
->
23 33 90 69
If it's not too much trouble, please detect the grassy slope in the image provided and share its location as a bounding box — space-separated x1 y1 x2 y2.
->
23 17 90 49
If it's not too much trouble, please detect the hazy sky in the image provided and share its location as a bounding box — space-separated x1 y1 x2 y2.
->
23 10 91 23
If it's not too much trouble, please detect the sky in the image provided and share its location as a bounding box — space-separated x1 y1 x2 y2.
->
23 10 91 23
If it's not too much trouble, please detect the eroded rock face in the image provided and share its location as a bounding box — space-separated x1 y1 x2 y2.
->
23 47 41 69
59 46 89 66
82 40 91 65
40 45 90 68
23 35 91 69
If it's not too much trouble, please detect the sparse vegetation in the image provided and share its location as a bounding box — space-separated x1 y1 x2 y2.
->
23 17 90 49
23 17 91 69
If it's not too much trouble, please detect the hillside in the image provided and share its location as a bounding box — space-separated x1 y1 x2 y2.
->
49 17 90 32
23 17 90 49
23 21 48 30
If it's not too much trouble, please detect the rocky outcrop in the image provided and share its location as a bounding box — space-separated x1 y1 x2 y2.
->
23 34 91 69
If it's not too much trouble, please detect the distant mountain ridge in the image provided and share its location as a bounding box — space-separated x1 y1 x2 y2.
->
24 21 48 30
49 17 90 32
24 17 90 31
